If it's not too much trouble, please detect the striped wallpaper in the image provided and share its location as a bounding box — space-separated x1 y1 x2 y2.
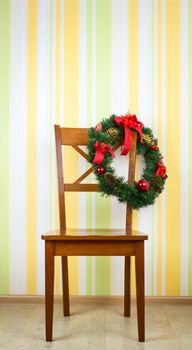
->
0 0 191 297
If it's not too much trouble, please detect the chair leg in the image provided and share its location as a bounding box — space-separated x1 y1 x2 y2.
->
124 256 131 317
61 256 70 316
135 241 145 342
45 241 55 342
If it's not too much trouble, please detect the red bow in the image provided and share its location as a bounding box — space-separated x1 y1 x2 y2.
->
93 141 115 165
114 114 143 155
155 161 167 178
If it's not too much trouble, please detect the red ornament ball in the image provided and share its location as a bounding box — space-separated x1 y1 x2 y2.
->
150 144 158 151
96 166 105 175
137 179 149 192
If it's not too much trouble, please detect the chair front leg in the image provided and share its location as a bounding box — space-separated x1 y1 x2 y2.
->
61 256 70 316
124 256 131 317
45 241 55 341
135 241 145 342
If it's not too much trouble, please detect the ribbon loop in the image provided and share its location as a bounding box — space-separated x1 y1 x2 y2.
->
114 114 143 156
93 140 115 165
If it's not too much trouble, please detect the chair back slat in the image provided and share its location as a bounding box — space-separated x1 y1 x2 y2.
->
61 128 88 145
55 125 137 233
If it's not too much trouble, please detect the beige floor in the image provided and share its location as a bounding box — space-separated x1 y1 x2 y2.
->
0 299 192 350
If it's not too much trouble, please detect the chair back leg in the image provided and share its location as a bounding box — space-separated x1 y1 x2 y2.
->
45 241 55 341
135 241 145 342
61 256 70 316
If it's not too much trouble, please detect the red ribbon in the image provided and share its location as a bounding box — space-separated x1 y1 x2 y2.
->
114 114 143 155
155 161 167 178
93 140 115 165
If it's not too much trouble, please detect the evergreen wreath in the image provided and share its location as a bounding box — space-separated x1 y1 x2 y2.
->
87 114 167 209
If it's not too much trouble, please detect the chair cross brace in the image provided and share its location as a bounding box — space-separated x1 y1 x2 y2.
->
71 142 122 185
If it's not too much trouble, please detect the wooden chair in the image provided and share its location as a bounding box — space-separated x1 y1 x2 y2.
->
41 125 148 342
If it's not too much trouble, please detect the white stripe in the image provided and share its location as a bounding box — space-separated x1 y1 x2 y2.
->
78 0 87 295
152 1 158 136
152 207 158 296
78 0 87 224
138 0 153 125
50 0 59 294
110 0 128 295
59 0 65 293
138 0 153 296
50 0 57 233
180 0 188 296
110 0 128 115
161 0 166 296
36 0 51 294
9 0 28 294
78 0 87 130
152 0 158 296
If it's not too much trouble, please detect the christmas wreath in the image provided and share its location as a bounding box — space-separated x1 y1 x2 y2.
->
87 114 167 209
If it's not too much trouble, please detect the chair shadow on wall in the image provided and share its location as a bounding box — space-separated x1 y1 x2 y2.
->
41 125 148 342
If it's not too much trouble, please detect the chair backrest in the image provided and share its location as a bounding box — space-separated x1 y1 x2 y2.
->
54 125 137 234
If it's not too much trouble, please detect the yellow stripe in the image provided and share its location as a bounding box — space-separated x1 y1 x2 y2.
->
165 0 180 295
27 0 37 294
56 0 60 126
64 0 79 294
128 0 138 296
55 0 61 295
157 0 162 296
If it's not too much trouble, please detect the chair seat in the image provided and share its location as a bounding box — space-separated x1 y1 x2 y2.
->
41 228 148 241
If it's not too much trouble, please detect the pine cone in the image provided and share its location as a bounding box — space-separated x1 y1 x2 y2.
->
152 175 163 192
104 172 117 187
142 133 154 146
106 127 119 143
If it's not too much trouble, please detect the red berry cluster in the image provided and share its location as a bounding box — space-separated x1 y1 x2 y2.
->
96 166 105 175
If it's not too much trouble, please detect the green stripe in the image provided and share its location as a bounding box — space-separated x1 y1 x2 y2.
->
188 1 192 296
86 0 111 295
86 0 93 295
95 0 111 295
0 0 10 293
